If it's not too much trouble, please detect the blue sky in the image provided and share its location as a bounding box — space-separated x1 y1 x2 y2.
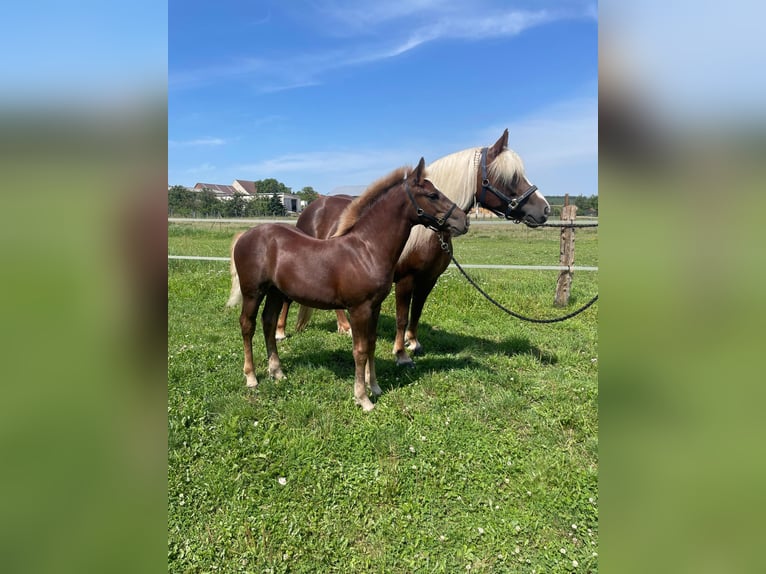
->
169 0 598 196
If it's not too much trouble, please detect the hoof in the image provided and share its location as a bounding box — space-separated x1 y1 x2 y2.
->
370 383 383 397
275 332 287 342
395 354 415 368
245 376 259 388
406 341 423 356
269 368 285 380
355 397 375 412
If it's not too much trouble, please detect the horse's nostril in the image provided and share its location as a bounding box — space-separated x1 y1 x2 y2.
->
544 205 550 216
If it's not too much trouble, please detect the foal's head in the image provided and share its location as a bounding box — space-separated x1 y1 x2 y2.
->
407 157 469 237
332 159 469 238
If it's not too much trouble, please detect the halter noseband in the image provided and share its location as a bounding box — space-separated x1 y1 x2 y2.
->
404 179 458 232
479 147 538 221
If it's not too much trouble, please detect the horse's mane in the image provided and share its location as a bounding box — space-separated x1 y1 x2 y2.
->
331 166 410 238
401 145 527 257
426 146 527 210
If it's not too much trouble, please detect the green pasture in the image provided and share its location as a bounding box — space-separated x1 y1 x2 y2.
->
168 221 598 573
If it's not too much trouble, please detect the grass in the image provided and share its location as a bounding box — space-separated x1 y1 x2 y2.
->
168 221 598 573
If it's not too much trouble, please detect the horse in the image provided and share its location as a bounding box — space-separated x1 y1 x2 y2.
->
228 158 469 411
274 129 550 366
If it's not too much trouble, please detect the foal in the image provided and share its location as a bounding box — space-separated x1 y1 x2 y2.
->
230 159 468 410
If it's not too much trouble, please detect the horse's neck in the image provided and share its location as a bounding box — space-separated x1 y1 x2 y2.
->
348 188 414 262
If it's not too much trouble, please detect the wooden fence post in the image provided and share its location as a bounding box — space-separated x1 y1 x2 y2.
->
554 196 577 307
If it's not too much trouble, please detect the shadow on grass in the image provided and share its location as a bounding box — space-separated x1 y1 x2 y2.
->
281 314 557 394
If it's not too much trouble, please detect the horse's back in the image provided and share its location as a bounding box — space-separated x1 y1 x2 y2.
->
297 195 352 239
233 224 300 281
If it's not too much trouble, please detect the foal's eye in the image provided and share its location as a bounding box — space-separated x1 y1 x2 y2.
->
427 192 439 200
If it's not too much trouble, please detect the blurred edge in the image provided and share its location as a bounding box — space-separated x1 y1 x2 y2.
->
600 2 766 573
0 3 167 573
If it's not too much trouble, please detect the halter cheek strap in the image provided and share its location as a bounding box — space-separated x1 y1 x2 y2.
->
479 147 538 220
405 180 458 232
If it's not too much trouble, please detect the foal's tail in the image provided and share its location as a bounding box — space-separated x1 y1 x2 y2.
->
225 232 245 308
294 305 314 332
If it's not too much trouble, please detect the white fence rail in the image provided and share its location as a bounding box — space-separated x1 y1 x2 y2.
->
167 255 597 272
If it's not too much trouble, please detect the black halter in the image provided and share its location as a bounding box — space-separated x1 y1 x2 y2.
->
478 147 538 221
404 180 458 232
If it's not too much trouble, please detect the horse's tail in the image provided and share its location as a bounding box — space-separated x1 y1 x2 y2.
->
294 305 314 332
225 232 245 308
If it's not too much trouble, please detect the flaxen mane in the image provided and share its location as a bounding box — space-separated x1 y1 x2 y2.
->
331 166 411 238
400 147 526 260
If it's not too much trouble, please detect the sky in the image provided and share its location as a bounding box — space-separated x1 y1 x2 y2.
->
169 0 598 197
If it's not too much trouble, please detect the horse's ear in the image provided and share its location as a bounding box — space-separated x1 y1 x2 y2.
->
488 129 509 159
413 157 426 182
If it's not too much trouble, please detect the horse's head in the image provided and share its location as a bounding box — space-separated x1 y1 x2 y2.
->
407 157 469 236
479 129 551 227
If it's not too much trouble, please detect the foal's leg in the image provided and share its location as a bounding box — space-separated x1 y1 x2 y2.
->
392 276 415 367
240 291 266 387
348 307 375 411
335 310 352 335
275 300 291 341
405 276 439 357
262 290 286 380
366 305 382 397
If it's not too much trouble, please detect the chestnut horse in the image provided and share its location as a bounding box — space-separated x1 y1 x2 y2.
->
228 159 468 411
278 130 550 365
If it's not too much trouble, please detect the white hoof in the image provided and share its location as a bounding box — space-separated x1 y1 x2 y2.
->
355 396 375 411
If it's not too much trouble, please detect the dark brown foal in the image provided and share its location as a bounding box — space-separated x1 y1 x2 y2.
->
230 159 468 410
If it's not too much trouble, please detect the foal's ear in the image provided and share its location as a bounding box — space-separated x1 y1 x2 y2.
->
488 128 509 160
413 157 426 183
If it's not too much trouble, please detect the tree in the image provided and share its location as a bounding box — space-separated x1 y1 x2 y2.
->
573 194 598 216
267 193 286 216
222 192 247 217
195 189 220 217
168 185 196 216
245 196 270 217
255 178 291 196
298 186 319 205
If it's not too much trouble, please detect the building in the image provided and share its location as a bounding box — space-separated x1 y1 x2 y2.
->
191 179 303 213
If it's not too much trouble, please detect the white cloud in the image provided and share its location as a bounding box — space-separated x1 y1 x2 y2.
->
169 137 227 147
486 96 598 169
182 162 216 175
170 2 594 94
232 149 424 193
236 149 414 178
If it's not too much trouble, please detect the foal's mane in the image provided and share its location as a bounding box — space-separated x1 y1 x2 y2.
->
331 166 410 238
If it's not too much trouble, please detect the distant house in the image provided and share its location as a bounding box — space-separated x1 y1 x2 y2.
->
192 179 303 213
232 179 257 196
193 182 242 200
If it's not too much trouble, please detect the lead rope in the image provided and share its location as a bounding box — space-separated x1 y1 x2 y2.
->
439 233 599 324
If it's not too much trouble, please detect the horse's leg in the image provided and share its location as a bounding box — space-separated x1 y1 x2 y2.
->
392 276 415 367
262 289 286 380
366 305 382 397
405 276 439 357
348 306 375 411
275 300 291 341
335 310 352 336
240 291 266 388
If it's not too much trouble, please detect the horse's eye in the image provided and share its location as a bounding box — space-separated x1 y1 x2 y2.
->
428 192 439 200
